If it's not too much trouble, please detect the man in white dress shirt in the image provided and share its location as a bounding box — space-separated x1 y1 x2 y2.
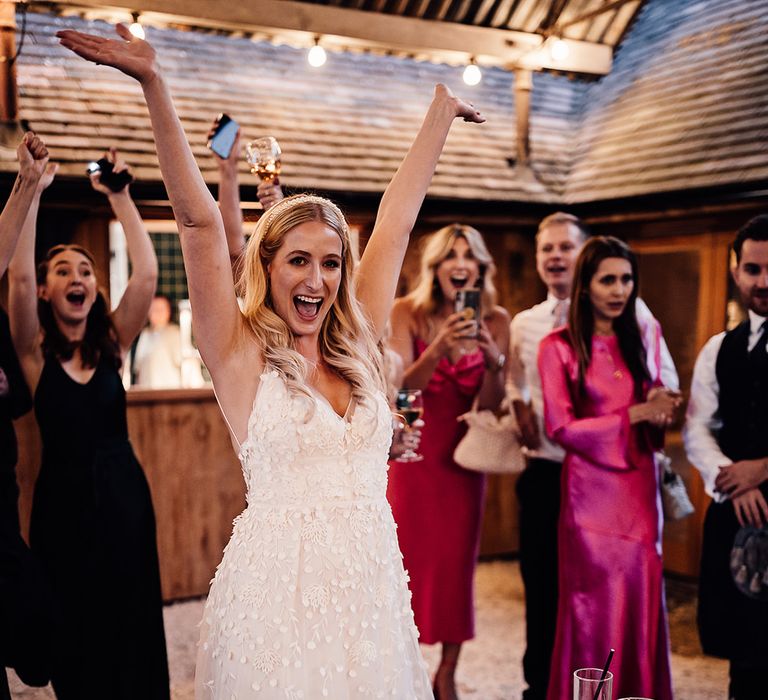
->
684 214 768 700
508 213 678 700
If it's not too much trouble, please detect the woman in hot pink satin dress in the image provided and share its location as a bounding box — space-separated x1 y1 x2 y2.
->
388 224 509 700
538 237 678 700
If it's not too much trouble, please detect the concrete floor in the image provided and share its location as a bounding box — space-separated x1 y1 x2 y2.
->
8 560 728 699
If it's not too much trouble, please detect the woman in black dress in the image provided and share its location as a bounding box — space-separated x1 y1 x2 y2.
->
7 149 169 699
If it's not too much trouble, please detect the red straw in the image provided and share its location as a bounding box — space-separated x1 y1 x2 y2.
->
592 648 615 700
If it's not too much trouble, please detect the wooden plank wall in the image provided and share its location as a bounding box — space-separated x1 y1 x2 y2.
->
126 390 245 600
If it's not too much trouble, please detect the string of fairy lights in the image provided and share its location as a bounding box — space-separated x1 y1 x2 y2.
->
124 12 569 86
119 11 569 87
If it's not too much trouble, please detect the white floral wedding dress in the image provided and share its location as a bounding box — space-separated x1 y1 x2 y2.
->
196 370 433 699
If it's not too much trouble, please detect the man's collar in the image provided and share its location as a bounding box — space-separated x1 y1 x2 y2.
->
747 309 768 333
546 292 570 310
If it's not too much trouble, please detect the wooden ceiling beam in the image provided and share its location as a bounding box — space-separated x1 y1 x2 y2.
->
555 0 638 32
47 0 612 74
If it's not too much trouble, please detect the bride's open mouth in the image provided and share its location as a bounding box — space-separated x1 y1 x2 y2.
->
294 295 323 321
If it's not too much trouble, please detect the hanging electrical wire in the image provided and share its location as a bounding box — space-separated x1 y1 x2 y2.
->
5 0 29 67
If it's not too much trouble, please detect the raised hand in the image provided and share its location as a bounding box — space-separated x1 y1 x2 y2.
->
17 131 49 182
257 178 284 211
433 311 478 357
37 162 59 193
57 23 158 84
208 118 241 172
90 147 132 195
433 83 485 124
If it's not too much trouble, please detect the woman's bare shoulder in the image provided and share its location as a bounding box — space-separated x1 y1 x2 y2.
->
485 305 510 335
487 305 510 323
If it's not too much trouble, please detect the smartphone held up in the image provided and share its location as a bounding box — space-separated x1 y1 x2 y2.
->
454 288 481 339
207 113 240 159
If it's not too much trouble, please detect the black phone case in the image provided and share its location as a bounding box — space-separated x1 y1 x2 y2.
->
94 157 134 192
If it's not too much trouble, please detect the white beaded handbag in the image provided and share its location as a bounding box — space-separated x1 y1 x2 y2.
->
453 401 525 475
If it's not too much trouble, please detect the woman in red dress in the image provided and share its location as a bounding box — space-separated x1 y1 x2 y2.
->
387 224 509 699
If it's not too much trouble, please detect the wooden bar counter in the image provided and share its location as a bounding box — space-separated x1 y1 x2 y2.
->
14 387 519 602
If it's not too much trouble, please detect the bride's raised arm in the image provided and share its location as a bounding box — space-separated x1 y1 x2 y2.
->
356 85 484 339
57 25 245 375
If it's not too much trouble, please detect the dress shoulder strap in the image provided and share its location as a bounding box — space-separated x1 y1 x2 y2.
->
212 370 277 452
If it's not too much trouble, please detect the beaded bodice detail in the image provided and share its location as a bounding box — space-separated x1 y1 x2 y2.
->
237 370 393 508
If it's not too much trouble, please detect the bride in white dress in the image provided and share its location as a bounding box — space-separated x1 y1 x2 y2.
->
58 23 484 699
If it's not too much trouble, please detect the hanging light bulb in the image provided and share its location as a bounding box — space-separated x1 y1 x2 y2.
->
462 59 482 86
307 37 327 68
129 12 145 39
549 37 569 62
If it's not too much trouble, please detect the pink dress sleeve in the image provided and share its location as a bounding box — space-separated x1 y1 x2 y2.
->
538 332 633 471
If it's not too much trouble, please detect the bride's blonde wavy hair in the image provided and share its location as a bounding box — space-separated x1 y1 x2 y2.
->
238 194 385 407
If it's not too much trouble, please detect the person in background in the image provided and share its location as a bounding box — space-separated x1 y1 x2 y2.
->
684 215 768 700
7 146 169 700
538 236 678 700
133 294 182 388
0 133 54 700
388 224 509 700
507 212 678 700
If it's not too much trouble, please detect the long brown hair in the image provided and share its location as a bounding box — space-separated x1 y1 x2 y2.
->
36 244 121 370
568 236 649 397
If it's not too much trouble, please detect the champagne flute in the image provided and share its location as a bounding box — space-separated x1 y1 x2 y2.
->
245 136 282 182
394 389 424 463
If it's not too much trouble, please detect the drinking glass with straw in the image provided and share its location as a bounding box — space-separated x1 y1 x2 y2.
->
573 648 614 700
